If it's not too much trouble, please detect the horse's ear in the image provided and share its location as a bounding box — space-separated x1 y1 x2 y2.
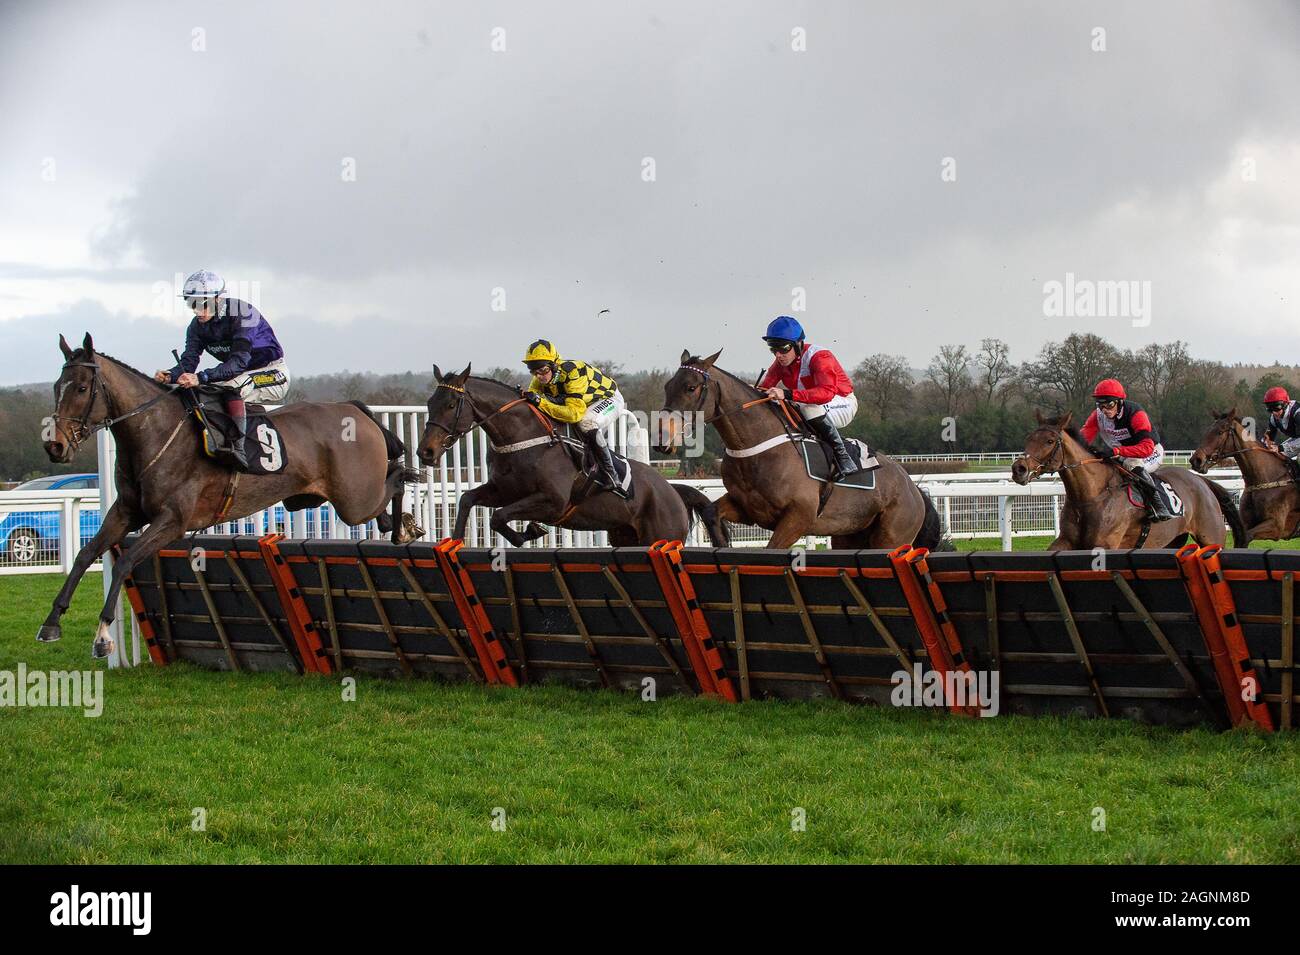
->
1062 410 1073 428
1210 409 1220 420
1228 406 1237 420
432 364 443 383
82 332 94 354
455 363 472 383
680 349 691 365
701 348 723 368
1034 409 1045 425
59 334 73 360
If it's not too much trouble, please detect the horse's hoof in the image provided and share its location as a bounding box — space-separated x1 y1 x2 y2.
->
92 624 115 660
395 513 424 544
36 624 62 643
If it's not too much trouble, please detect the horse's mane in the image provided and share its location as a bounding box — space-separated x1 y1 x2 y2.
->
1063 425 1090 448
684 354 762 395
467 374 524 392
73 348 164 386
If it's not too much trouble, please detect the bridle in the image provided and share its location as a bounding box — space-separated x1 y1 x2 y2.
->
426 381 550 445
54 358 179 455
674 363 802 437
1198 418 1273 469
1018 425 1108 481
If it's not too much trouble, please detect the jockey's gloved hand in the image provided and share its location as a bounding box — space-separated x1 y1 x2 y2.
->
523 391 542 406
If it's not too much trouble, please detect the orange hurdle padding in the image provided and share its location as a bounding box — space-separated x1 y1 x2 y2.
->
1176 544 1257 729
434 539 518 686
888 545 979 716
1195 546 1274 731
661 541 737 701
646 541 723 698
258 534 332 675
112 544 168 666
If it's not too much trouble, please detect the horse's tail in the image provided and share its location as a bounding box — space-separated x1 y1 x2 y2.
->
913 487 953 551
1198 475 1248 547
348 400 423 482
348 400 404 460
671 483 728 546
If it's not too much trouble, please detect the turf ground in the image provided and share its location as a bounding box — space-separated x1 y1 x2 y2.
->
2 571 1298 864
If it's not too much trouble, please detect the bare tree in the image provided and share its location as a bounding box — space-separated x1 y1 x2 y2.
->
1125 341 1191 421
975 338 1013 406
852 354 914 422
926 344 972 417
1023 333 1121 413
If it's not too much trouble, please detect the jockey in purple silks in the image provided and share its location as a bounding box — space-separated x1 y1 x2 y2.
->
154 270 289 468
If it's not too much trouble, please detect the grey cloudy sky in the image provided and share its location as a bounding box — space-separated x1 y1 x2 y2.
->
2 0 1297 385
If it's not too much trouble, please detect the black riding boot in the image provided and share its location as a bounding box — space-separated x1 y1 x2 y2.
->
227 400 250 469
808 414 861 476
1131 466 1173 522
584 431 630 500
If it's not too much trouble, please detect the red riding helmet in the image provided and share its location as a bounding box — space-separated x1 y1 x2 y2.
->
1264 386 1290 404
1092 379 1127 400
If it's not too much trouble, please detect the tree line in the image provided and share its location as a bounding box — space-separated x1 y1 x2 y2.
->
2 334 1297 482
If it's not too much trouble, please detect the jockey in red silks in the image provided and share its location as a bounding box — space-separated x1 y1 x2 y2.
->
757 315 862 476
1079 378 1173 522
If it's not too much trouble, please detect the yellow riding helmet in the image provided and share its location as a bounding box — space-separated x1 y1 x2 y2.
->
523 339 560 370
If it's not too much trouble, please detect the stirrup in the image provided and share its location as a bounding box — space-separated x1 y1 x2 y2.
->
835 456 863 477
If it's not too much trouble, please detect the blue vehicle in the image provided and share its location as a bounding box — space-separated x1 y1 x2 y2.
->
0 473 101 565
1 473 376 566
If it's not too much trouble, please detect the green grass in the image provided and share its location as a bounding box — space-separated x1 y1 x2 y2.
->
2 573 1298 864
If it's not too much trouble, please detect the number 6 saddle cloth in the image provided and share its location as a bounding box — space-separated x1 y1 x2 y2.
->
180 388 289 475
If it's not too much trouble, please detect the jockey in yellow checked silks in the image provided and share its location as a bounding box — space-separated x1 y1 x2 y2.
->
521 339 631 499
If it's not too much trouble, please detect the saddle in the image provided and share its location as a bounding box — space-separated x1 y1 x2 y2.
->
785 409 881 489
555 424 634 497
798 436 879 490
1107 462 1184 517
180 387 288 475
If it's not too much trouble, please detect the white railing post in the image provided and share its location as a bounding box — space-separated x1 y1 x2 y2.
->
96 431 128 667
999 495 1012 551
61 496 76 574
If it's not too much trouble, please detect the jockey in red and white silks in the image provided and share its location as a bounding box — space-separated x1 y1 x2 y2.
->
1079 378 1173 521
757 315 861 476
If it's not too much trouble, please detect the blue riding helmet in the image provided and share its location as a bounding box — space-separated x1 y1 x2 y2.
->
763 315 805 344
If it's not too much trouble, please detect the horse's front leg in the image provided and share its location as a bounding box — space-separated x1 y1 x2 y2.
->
38 501 138 644
488 491 565 547
451 483 504 541
93 513 185 660
765 505 817 550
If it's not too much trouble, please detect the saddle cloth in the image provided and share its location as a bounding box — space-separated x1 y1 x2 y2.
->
1125 477 1184 516
800 436 879 490
182 388 289 475
557 426 634 497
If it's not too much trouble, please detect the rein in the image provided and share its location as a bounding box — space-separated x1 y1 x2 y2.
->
1019 426 1110 481
1199 422 1299 492
676 363 805 452
427 381 556 450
